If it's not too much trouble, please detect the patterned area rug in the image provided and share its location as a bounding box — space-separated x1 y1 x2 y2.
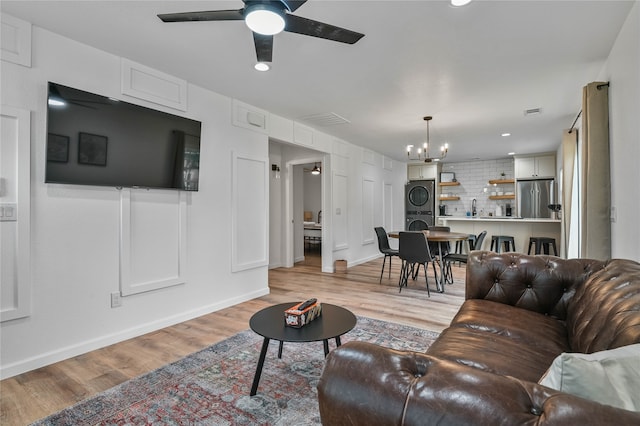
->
32 316 439 425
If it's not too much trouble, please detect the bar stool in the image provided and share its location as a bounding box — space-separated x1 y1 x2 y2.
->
528 237 558 255
490 235 515 253
455 234 477 254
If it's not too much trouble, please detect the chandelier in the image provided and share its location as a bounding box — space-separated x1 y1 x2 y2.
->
406 116 449 162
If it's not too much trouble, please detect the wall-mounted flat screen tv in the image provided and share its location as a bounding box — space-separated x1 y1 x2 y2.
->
46 82 202 191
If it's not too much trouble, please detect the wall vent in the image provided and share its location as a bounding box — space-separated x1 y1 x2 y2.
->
298 112 351 126
524 107 542 116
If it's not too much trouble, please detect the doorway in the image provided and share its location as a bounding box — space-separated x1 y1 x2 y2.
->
298 162 322 266
268 140 332 272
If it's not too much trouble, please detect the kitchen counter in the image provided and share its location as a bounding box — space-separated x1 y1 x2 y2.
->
437 216 561 255
439 216 560 223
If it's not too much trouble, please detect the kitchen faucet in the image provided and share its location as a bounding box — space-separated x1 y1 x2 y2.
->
318 210 322 224
472 199 477 217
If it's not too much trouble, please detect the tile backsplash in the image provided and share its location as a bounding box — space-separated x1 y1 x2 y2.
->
438 158 515 217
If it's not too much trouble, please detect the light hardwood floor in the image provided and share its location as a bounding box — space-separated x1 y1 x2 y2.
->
1 253 466 425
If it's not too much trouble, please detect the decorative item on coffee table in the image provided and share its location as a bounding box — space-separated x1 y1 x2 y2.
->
285 298 322 328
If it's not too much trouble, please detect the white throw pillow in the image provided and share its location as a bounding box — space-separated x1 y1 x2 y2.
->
538 344 640 411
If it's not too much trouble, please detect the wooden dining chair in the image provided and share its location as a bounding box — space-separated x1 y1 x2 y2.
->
398 231 437 296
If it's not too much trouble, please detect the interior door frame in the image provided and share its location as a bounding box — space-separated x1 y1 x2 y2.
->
284 154 332 271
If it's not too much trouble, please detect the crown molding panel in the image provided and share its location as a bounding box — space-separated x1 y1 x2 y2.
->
232 99 268 134
121 58 187 111
1 14 31 67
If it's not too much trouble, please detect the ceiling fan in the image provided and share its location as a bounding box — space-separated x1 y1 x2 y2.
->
303 163 321 175
157 1 365 64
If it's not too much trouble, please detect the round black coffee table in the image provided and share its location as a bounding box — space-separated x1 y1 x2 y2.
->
249 302 357 396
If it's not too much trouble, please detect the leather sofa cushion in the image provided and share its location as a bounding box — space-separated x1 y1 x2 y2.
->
427 299 569 382
567 259 640 353
466 252 605 321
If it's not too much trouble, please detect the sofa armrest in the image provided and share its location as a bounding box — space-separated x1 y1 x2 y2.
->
318 342 640 426
464 251 605 319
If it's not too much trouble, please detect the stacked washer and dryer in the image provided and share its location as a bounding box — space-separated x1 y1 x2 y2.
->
405 180 435 230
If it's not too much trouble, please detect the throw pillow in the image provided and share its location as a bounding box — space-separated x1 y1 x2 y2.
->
538 343 640 411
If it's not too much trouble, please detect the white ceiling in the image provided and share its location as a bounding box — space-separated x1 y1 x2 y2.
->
2 1 634 162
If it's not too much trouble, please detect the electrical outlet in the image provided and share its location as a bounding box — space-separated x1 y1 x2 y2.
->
111 292 122 308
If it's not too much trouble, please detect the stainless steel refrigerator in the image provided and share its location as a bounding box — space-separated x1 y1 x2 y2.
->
517 179 555 218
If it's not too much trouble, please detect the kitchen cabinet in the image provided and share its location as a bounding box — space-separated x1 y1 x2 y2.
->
407 163 437 180
515 155 556 179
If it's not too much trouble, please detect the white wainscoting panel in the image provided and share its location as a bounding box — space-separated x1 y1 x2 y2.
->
1 106 31 322
119 189 186 296
121 59 187 111
362 177 375 245
231 153 269 272
1 14 31 67
332 173 349 250
383 182 394 231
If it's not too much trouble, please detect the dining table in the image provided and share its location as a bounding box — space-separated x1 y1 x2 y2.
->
388 230 472 293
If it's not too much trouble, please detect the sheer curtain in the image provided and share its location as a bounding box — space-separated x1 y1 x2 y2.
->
580 82 611 260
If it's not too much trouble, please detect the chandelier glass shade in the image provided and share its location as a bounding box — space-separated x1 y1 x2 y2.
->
406 116 449 162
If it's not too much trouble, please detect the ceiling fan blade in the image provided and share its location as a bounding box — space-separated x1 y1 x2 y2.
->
281 1 308 12
284 14 364 44
253 33 273 62
158 9 244 23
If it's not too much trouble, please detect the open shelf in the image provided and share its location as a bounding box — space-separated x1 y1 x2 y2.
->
439 181 460 186
440 196 460 201
488 179 515 185
489 195 515 200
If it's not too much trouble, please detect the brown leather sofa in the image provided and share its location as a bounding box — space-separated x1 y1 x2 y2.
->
318 252 640 425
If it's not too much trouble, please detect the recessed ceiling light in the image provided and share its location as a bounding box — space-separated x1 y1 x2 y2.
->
254 62 270 71
508 152 516 156
501 133 511 137
451 0 473 6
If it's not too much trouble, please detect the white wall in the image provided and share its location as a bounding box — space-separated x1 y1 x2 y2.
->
0 26 274 378
1 20 408 377
599 1 640 261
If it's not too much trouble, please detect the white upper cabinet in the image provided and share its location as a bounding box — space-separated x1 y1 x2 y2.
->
514 155 556 179
407 163 437 180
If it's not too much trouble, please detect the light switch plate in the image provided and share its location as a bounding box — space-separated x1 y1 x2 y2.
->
0 203 17 222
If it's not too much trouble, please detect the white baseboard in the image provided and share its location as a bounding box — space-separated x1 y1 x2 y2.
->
349 253 382 267
0 288 269 379
323 253 382 273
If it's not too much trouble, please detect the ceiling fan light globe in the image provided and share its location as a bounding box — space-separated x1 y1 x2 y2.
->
245 5 285 35
254 62 270 71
